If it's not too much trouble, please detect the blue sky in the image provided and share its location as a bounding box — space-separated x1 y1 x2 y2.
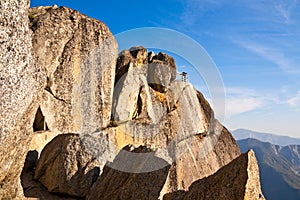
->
31 0 300 138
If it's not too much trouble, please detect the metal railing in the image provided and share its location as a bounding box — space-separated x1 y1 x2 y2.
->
176 72 188 82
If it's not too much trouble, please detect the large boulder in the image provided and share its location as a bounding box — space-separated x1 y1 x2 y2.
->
0 0 45 198
21 150 77 200
115 46 148 83
34 134 101 198
115 47 177 93
147 52 177 92
29 6 118 134
163 150 265 200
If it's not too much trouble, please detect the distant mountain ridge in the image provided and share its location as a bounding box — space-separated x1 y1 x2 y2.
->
232 129 300 146
238 138 300 200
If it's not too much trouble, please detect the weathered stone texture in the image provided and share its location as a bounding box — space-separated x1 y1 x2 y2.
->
0 0 45 198
29 6 118 134
34 134 101 198
163 150 265 200
112 47 241 196
0 2 265 199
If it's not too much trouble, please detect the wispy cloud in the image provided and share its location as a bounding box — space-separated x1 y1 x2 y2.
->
241 0 298 24
232 39 299 74
179 0 299 27
226 97 263 117
179 0 226 26
286 91 300 107
224 87 265 118
274 0 298 24
195 86 281 119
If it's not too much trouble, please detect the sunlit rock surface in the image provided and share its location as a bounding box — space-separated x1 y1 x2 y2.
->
29 6 117 134
0 0 45 198
0 2 265 199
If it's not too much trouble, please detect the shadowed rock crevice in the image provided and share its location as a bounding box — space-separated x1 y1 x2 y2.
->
33 107 49 132
132 86 143 120
45 76 68 104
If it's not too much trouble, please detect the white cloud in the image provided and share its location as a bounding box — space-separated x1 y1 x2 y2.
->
225 97 263 117
286 91 300 107
224 87 265 118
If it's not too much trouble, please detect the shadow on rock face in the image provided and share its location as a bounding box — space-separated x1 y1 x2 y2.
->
22 150 38 172
86 145 171 200
21 150 80 200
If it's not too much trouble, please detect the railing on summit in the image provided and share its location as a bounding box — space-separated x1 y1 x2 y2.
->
176 72 188 82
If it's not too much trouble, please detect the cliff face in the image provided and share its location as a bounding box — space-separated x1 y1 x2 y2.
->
0 3 264 200
111 46 241 196
29 6 117 134
0 0 45 198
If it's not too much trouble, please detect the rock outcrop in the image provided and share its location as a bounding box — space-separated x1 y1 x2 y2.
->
29 5 117 135
112 47 241 196
0 0 45 198
21 150 77 200
163 150 265 200
33 134 101 197
0 2 265 199
115 47 176 93
24 45 242 199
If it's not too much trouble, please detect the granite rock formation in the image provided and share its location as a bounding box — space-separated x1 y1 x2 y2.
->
29 5 117 134
163 150 265 200
238 138 300 200
115 46 176 92
33 134 101 197
0 2 265 200
0 0 45 198
21 150 77 200
112 47 241 196
25 45 241 199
